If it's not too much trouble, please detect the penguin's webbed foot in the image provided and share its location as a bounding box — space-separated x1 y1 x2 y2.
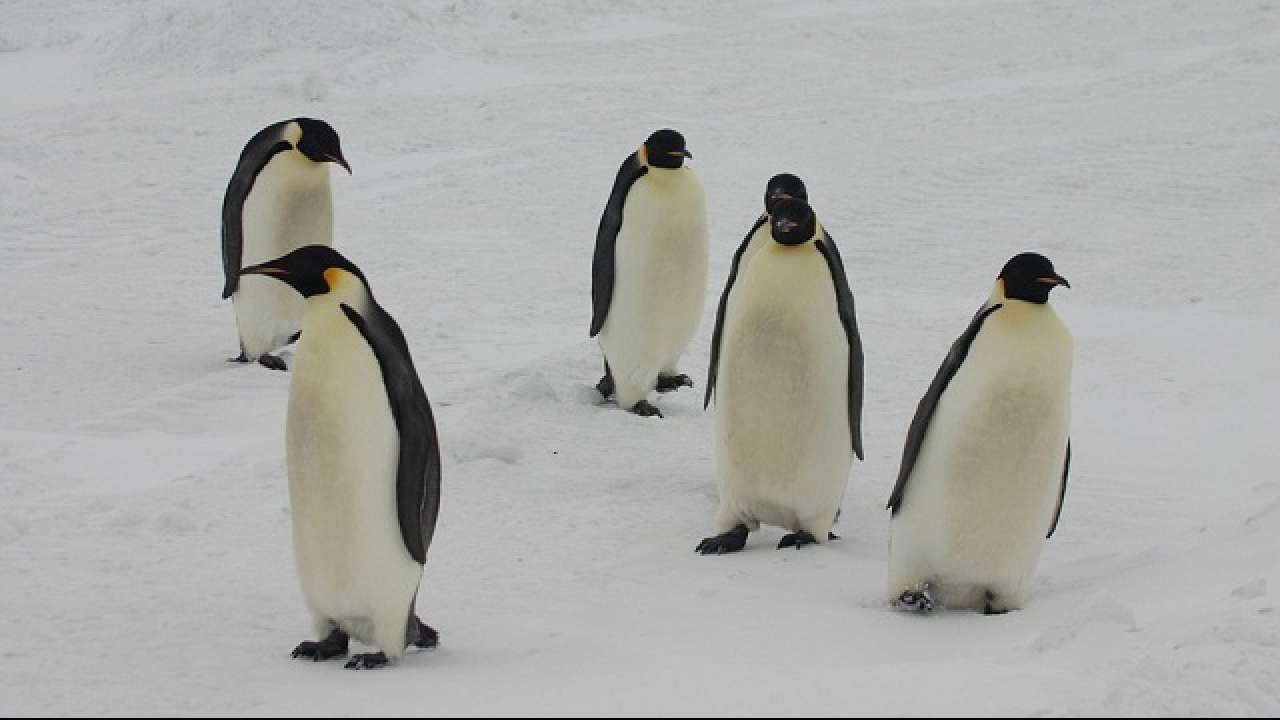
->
894 586 935 614
656 374 693 392
344 652 389 670
291 628 349 661
596 374 615 399
258 353 288 371
412 616 439 649
696 524 749 555
828 531 839 541
229 351 249 363
777 531 818 549
630 400 663 418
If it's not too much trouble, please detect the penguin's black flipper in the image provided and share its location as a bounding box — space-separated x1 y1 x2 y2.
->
292 628 349 661
887 303 1003 514
705 214 768 410
340 303 441 566
696 524 749 555
815 231 864 462
589 153 648 338
1046 439 1071 539
344 652 388 670
221 122 292 299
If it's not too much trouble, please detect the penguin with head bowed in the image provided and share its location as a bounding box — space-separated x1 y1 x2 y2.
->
589 128 709 418
240 245 440 669
886 252 1072 614
697 198 864 554
222 118 350 370
704 173 852 410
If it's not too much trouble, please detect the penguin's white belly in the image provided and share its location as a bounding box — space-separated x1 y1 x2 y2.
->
598 170 708 407
286 307 420 650
890 307 1071 608
714 246 850 534
233 156 333 358
738 223 770 277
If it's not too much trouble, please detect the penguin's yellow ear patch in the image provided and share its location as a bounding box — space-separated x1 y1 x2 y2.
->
323 267 342 292
638 144 649 167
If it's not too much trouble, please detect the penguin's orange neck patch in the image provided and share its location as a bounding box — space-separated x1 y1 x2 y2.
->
638 144 649 167
323 267 342 292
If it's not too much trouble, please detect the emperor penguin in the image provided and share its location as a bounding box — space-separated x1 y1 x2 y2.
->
221 118 350 370
704 173 850 408
240 245 441 669
589 128 709 418
697 198 864 554
886 252 1072 614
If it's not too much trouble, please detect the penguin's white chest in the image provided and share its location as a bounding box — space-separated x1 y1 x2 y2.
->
241 152 333 262
714 243 851 532
233 153 334 358
598 169 709 397
890 303 1072 606
285 303 420 635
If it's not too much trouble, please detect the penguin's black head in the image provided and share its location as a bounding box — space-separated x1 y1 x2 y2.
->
770 198 817 246
643 128 691 169
765 173 807 214
239 244 367 298
294 118 351 174
998 252 1069 304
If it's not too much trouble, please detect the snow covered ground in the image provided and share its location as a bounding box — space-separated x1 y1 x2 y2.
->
2 0 1278 715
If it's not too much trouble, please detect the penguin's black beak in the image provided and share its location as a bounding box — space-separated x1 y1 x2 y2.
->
325 154 352 175
775 218 799 232
669 149 692 159
1037 274 1070 289
240 262 288 278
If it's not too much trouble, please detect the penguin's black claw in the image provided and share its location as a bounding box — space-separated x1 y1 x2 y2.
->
894 587 935 614
696 524 748 555
287 331 302 346
777 531 818 549
595 374 615 399
631 400 663 418
412 617 439 648
258 353 288 371
291 629 349 661
982 591 1010 616
656 374 693 392
229 351 249 363
828 531 840 541
344 652 389 670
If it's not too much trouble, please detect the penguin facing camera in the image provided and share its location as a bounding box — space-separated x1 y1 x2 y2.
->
590 129 709 418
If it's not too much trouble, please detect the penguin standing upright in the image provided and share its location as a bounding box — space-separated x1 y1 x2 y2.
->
705 173 848 408
697 199 864 554
222 118 350 370
886 252 1072 614
240 245 440 669
590 129 708 418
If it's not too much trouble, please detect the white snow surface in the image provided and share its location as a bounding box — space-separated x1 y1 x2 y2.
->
2 0 1278 715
